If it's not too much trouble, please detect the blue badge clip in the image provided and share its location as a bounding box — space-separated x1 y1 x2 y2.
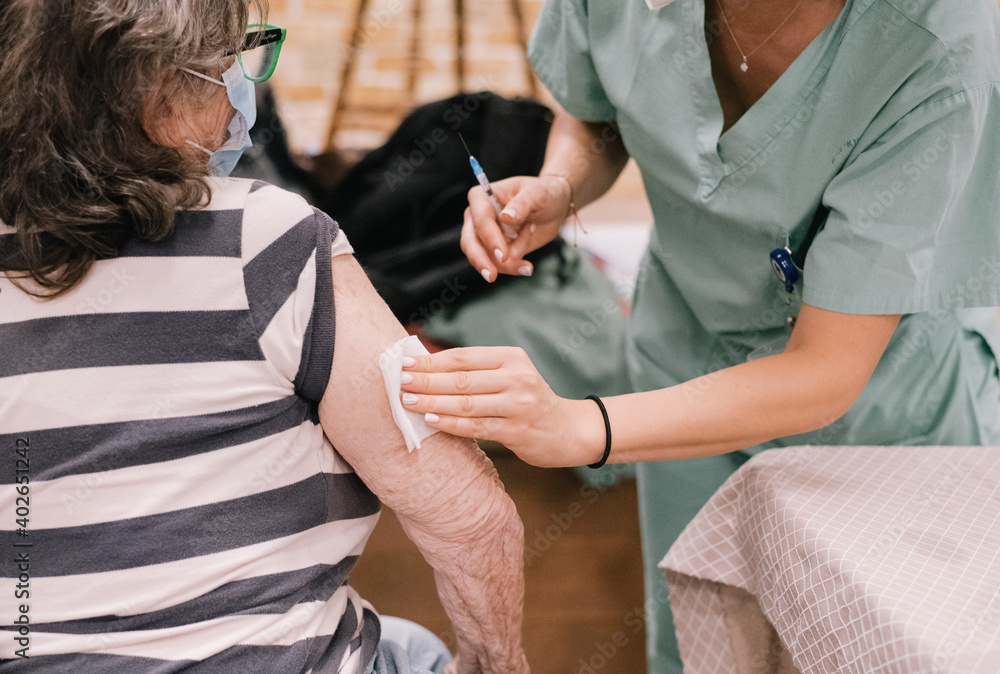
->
770 247 799 294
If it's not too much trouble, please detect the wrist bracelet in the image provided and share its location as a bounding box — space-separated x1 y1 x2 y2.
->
540 173 579 223
541 173 587 246
585 394 612 469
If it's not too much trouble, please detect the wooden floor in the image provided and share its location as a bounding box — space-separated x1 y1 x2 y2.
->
349 446 648 673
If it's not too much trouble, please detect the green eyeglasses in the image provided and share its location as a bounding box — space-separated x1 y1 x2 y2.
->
228 23 286 82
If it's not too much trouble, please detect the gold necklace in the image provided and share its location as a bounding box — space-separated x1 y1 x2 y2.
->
715 0 809 72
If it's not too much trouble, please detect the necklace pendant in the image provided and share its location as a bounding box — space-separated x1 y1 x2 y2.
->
740 58 749 73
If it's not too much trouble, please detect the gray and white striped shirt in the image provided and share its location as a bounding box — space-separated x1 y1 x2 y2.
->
0 178 381 672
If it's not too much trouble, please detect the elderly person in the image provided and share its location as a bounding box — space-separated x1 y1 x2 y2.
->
0 2 528 673
399 0 1000 671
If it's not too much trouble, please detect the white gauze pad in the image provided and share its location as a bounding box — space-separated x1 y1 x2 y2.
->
379 335 440 452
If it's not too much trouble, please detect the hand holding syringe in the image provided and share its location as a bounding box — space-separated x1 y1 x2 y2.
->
458 136 576 282
459 134 519 240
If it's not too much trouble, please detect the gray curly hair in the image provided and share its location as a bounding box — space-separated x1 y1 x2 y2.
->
0 0 268 298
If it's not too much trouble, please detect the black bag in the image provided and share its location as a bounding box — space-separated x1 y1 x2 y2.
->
319 91 560 322
235 89 559 323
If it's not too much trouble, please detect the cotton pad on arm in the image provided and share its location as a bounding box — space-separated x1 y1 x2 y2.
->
379 335 440 451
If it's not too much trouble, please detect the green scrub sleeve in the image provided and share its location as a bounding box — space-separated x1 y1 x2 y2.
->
527 0 618 123
804 83 1000 315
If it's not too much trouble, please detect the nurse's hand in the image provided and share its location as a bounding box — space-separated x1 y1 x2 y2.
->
399 346 606 468
464 175 573 282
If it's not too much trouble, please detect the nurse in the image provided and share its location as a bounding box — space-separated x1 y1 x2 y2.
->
401 0 1000 671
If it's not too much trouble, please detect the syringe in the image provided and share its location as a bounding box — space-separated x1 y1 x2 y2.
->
459 134 518 240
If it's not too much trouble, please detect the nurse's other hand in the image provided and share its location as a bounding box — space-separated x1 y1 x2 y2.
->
399 346 605 468
463 175 572 282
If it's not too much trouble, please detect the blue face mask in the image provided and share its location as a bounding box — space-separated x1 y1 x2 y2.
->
181 60 257 177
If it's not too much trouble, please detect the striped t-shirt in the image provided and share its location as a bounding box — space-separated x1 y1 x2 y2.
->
0 178 383 672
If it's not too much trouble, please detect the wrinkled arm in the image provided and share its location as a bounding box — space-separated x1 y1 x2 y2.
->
318 255 528 674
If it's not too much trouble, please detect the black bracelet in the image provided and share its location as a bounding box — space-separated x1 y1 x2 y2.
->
585 395 612 469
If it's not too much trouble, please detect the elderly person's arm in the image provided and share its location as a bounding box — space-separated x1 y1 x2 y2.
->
318 255 529 674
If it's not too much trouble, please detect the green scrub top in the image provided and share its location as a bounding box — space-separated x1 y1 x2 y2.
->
528 0 1000 671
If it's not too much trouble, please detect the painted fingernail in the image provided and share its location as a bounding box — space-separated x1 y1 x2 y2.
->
494 248 504 262
425 413 441 424
501 208 517 219
402 357 416 368
481 268 492 282
519 265 533 277
400 372 413 385
402 393 419 405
